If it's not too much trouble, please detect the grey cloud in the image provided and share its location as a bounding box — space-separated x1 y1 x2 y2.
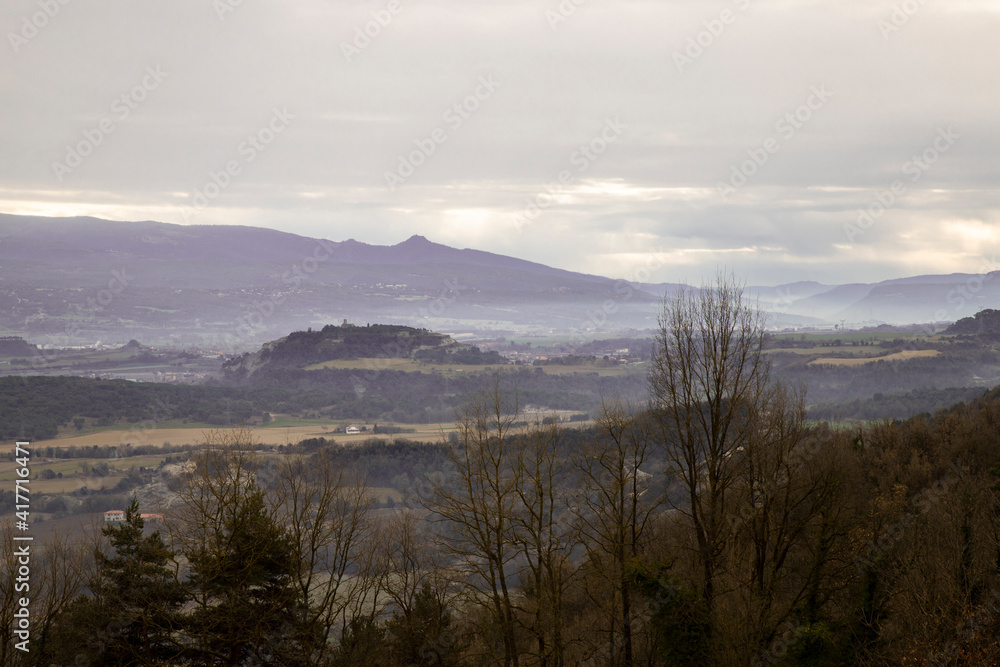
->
1 0 998 285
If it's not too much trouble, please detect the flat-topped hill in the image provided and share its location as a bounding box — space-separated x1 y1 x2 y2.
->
220 323 501 381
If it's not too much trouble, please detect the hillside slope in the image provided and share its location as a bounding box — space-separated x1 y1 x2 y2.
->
220 322 500 382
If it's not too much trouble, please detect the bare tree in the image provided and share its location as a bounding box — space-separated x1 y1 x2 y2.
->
649 272 777 615
722 390 852 659
0 519 29 666
273 452 384 665
574 401 659 667
0 520 91 666
380 508 460 666
428 374 523 667
381 507 447 621
510 417 575 667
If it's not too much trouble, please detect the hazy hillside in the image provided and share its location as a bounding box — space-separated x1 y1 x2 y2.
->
0 214 667 348
0 215 627 288
3 215 999 351
744 274 1000 326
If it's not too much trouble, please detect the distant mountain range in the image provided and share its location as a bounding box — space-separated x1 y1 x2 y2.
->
0 214 997 348
746 273 1000 326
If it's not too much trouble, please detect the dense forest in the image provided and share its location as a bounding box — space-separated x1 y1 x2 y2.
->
0 376 283 441
770 335 1000 418
0 368 645 441
807 385 988 421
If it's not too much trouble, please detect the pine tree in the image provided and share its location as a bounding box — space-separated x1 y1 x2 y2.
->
384 583 460 667
183 488 299 666
47 498 185 665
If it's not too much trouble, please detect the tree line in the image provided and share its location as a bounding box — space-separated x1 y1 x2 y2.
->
0 364 646 441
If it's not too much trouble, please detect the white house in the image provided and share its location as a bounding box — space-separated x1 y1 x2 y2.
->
104 510 125 522
346 425 361 435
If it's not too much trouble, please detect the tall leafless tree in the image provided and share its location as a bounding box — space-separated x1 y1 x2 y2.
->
510 417 575 667
428 374 523 667
273 452 384 666
649 272 777 615
574 401 659 667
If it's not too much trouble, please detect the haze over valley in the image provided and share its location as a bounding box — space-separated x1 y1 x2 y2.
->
1 214 996 353
5 0 1000 663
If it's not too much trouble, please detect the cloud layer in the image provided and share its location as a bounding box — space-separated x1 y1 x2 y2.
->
2 0 998 285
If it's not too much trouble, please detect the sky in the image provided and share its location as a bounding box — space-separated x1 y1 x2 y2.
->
2 0 999 286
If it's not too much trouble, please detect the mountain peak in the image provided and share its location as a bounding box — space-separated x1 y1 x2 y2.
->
401 234 431 245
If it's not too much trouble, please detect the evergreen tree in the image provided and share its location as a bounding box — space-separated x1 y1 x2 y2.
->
329 616 389 667
46 498 185 666
384 583 460 667
183 488 299 666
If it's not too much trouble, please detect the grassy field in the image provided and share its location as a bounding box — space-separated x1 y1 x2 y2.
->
769 345 887 356
304 358 507 374
0 454 169 486
771 332 941 344
525 363 637 377
368 487 404 504
807 350 940 367
0 420 457 453
5 474 127 494
304 357 637 377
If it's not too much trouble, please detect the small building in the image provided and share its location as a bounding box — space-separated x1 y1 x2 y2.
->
104 510 125 522
140 513 164 524
345 425 361 435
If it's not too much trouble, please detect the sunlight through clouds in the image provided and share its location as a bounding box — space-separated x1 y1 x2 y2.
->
1 0 998 284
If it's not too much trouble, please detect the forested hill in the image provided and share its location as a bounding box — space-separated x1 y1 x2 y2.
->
220 322 502 382
0 336 37 357
945 308 1000 336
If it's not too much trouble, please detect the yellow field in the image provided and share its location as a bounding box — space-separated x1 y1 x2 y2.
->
0 421 456 453
305 357 635 377
525 363 636 377
368 487 404 503
808 350 940 367
304 358 506 374
8 475 126 494
769 346 885 356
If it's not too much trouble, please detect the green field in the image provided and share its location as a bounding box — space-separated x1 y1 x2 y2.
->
0 454 168 482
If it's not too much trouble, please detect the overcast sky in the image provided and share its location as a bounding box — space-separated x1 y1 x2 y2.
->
2 0 998 285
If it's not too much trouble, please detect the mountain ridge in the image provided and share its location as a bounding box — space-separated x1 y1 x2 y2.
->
0 215 614 286
1 213 997 345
